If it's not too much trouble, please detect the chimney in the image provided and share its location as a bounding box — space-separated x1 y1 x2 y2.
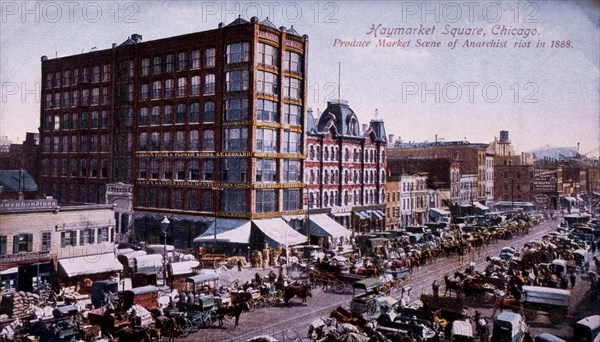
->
131 34 142 43
389 134 394 143
362 124 368 133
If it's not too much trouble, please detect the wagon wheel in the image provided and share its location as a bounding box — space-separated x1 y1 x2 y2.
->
549 308 566 325
213 259 221 269
523 308 537 321
333 280 346 294
203 314 213 328
367 300 378 315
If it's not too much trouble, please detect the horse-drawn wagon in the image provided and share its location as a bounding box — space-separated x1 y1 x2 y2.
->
520 285 570 324
350 276 396 316
185 273 219 295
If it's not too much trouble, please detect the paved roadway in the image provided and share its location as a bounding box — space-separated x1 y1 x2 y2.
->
180 217 596 341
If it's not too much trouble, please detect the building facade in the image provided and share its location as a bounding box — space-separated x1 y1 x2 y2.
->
0 198 117 290
38 17 309 248
305 101 387 233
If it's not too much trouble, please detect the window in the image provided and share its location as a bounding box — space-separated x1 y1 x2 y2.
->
150 132 159 151
46 73 53 89
226 69 249 92
12 233 32 253
177 77 187 97
224 99 248 121
256 190 276 213
141 58 150 76
204 74 215 95
102 64 110 82
175 161 185 180
175 131 185 150
222 189 246 213
72 68 79 85
256 128 278 153
284 77 301 100
151 106 160 125
138 160 147 178
165 79 174 98
99 227 110 243
165 54 174 72
152 81 161 99
63 91 69 107
54 93 61 108
163 105 172 124
226 42 249 63
224 128 248 151
80 229 95 245
153 56 161 74
221 158 247 182
91 88 100 105
0 236 6 255
189 103 200 123
283 104 301 125
283 131 301 153
140 83 149 100
190 76 201 95
162 131 172 150
80 158 87 176
92 66 100 83
256 71 278 95
139 107 148 126
191 50 200 69
283 189 300 210
162 160 172 179
256 43 279 67
45 94 52 109
177 52 187 71
256 159 277 182
201 190 213 211
149 160 159 179
202 160 214 180
205 48 216 67
176 104 185 124
82 67 89 83
203 130 214 150
257 99 278 122
101 87 109 104
204 101 215 122
61 231 77 247
188 160 199 180
189 130 200 151
284 51 302 73
139 133 148 151
283 160 301 182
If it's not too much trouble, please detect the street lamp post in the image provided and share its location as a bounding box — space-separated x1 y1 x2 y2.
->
160 216 170 287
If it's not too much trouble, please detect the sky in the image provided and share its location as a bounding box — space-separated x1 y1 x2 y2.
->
1 0 598 157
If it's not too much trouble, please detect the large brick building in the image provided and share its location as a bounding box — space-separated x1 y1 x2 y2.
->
38 17 309 248
305 101 387 234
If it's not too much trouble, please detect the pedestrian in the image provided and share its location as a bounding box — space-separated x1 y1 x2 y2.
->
432 280 440 297
570 272 577 288
237 258 242 272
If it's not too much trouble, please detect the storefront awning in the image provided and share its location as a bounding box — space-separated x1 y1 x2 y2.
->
354 211 368 220
170 260 200 276
473 202 489 210
429 208 450 216
309 214 352 238
58 253 122 278
193 219 251 244
252 218 307 246
371 210 384 219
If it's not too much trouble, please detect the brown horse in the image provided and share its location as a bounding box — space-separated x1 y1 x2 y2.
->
443 275 463 297
284 284 312 306
215 302 250 328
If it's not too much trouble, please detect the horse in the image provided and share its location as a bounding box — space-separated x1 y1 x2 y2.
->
215 302 250 328
443 275 462 298
488 293 522 315
283 284 312 306
112 326 151 342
